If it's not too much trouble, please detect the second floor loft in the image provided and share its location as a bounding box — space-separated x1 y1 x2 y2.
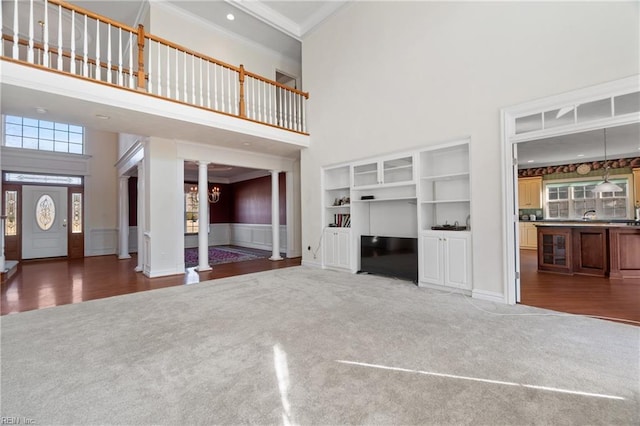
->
1 0 310 148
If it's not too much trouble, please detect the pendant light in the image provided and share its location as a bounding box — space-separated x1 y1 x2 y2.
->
593 128 622 193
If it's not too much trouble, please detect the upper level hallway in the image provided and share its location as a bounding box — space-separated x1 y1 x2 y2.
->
0 0 310 158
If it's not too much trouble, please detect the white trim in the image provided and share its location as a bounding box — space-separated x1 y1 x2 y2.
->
301 259 322 269
86 228 117 256
115 139 144 176
230 223 287 252
1 146 91 176
502 75 640 306
472 289 506 304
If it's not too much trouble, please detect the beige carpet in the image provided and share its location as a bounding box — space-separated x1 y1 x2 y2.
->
1 266 638 425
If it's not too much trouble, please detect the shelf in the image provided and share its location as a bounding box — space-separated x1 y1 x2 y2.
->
421 199 470 204
326 204 351 209
354 197 417 203
354 170 378 176
421 172 469 181
384 164 413 172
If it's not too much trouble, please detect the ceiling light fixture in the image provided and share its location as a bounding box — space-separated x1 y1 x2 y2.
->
96 114 110 120
226 13 235 21
35 107 47 114
593 128 622 193
577 154 585 157
527 160 535 163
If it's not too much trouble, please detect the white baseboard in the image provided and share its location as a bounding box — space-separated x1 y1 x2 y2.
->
86 228 117 256
418 281 472 296
472 289 506 304
301 259 322 268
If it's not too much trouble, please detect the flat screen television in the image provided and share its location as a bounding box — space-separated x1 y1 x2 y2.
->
360 235 418 283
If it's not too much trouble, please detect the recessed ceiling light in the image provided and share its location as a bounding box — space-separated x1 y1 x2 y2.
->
527 160 535 163
96 114 110 120
243 142 251 146
35 107 47 114
226 13 235 21
577 154 585 157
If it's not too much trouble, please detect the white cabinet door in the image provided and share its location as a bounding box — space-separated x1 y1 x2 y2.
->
420 232 443 285
323 228 351 270
352 154 415 188
443 233 471 289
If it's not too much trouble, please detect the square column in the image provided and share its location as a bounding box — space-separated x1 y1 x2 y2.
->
196 161 212 271
118 176 131 259
270 170 283 261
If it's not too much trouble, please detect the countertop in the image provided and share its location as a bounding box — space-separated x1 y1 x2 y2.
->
522 220 640 228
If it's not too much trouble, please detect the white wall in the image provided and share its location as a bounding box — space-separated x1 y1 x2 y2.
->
301 2 640 296
84 128 118 256
148 2 301 84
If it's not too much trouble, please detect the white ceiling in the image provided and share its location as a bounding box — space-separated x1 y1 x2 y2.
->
517 123 640 169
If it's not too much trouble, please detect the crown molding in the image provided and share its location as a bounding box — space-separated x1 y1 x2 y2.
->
225 0 301 40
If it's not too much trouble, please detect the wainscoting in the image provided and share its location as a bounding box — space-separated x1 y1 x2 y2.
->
128 223 287 254
86 228 117 256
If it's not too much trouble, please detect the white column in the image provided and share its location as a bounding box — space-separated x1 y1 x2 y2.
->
118 176 131 259
270 170 283 261
135 160 145 272
196 161 211 271
0 216 5 272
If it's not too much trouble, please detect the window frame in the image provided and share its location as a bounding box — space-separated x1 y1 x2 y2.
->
2 115 84 155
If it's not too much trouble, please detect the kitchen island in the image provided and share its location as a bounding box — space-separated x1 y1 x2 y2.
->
536 222 640 278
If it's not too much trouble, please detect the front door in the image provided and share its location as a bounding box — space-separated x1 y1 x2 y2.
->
22 185 68 259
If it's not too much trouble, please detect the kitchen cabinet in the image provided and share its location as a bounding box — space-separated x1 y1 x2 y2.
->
609 227 640 278
352 154 415 188
572 227 608 276
518 177 542 209
519 222 538 250
419 231 471 290
537 227 572 274
323 228 351 270
633 168 640 207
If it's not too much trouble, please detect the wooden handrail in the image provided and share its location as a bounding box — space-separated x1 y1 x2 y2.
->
49 0 138 34
145 33 240 73
244 69 309 98
2 34 140 78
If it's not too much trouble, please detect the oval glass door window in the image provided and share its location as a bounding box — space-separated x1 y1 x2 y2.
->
36 194 56 231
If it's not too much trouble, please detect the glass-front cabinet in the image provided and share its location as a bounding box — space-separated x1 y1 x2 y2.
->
537 227 572 274
352 154 415 188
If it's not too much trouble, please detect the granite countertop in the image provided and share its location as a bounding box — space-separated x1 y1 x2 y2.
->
530 220 640 228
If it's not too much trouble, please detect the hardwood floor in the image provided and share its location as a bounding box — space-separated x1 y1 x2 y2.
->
1 253 301 315
519 249 640 325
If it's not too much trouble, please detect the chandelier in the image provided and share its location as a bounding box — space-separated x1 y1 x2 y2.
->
189 185 221 203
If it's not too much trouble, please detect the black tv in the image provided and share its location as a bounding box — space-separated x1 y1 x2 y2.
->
360 235 418 283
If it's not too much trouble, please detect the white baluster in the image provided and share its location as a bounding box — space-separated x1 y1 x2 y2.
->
107 24 112 83
117 28 123 85
12 0 19 59
268 83 273 124
263 81 268 122
157 41 161 96
57 5 63 70
213 64 219 110
147 41 153 94
166 44 170 98
95 19 101 80
234 70 238 114
0 0 3 56
191 54 195 104
183 50 187 102
252 78 257 119
82 15 88 77
156 43 162 96
279 87 284 127
229 68 233 113
70 10 76 73
293 93 298 131
220 66 225 112
128 32 134 88
28 0 34 63
175 48 179 100
302 96 307 133
206 61 211 108
199 58 203 106
43 0 49 66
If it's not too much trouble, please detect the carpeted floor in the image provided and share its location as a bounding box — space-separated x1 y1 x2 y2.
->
184 245 270 267
1 267 638 425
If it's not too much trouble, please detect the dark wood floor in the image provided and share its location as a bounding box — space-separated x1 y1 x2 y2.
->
1 253 301 315
3 250 638 325
519 249 640 325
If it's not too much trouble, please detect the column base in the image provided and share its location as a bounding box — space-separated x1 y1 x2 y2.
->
269 255 284 261
196 265 212 272
134 266 143 272
118 254 132 260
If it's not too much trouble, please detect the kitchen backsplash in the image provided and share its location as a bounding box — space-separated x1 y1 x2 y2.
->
519 208 543 220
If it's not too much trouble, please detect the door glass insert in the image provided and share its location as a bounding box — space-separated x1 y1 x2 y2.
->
4 191 17 236
36 194 56 231
71 193 82 233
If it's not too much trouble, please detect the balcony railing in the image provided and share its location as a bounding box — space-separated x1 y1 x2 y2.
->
0 0 309 134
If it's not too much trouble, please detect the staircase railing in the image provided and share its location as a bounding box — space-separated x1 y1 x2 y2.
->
0 0 309 134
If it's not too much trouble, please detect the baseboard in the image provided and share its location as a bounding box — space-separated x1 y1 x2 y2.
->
301 259 322 268
418 281 471 296
472 289 506 304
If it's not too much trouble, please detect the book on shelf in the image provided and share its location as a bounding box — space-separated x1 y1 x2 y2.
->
333 213 351 227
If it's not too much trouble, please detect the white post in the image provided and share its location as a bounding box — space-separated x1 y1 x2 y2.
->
270 170 283 261
196 162 211 271
118 176 131 259
0 216 5 273
135 160 145 272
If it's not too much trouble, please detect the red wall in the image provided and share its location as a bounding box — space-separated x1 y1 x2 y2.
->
127 173 286 226
231 173 286 224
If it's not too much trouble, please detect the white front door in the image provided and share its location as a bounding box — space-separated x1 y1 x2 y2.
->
22 186 68 259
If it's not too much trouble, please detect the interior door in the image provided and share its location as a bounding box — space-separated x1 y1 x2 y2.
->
512 144 522 302
22 185 68 259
